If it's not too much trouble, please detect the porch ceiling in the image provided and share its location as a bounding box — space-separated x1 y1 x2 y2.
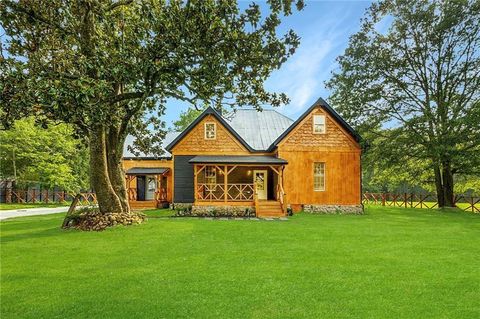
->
188 155 287 165
126 167 169 175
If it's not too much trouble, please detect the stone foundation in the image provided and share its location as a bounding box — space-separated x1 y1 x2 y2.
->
303 204 363 215
176 205 255 217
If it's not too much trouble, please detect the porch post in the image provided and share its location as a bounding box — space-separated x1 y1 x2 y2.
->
224 165 228 203
194 164 198 203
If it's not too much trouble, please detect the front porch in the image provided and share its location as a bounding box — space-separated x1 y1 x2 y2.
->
125 167 171 209
190 156 288 216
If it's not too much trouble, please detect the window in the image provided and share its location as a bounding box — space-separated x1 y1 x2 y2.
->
205 166 216 185
313 115 326 134
314 163 325 191
205 122 216 139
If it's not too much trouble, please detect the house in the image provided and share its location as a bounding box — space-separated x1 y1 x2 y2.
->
122 97 362 216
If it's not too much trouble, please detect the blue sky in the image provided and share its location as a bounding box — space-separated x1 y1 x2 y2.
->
164 0 373 126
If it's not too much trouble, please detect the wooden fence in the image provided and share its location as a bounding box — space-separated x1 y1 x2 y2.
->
363 192 480 213
3 188 97 206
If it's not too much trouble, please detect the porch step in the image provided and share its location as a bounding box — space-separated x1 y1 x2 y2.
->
257 201 284 217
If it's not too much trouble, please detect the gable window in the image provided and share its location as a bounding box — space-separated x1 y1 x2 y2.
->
314 162 325 191
205 166 216 185
313 115 326 134
205 122 216 140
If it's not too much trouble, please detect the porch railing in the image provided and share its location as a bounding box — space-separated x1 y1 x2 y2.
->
127 187 167 202
276 184 287 215
196 183 255 201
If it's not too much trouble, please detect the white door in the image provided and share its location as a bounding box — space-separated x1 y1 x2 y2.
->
253 170 268 200
146 176 156 200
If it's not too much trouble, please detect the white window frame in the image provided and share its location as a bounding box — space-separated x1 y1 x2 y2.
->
205 166 216 185
313 115 326 134
314 162 326 191
204 122 216 140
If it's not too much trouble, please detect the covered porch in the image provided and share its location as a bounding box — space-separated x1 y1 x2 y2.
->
125 167 171 209
190 156 288 216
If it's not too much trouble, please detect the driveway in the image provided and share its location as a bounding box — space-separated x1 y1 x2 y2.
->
0 206 70 221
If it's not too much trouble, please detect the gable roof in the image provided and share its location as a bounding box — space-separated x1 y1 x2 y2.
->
165 107 260 152
159 97 362 155
267 97 361 151
226 109 294 150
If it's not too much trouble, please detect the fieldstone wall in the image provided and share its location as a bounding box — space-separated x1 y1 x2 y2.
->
173 204 255 217
303 204 363 215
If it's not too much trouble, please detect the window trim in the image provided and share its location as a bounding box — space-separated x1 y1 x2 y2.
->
204 122 217 140
312 114 326 134
313 162 326 192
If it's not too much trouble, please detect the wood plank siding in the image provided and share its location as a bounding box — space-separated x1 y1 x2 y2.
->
277 106 361 207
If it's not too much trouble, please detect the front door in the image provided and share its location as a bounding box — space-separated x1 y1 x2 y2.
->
137 175 146 201
253 170 268 200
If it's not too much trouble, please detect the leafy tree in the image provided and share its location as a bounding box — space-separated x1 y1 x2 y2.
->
0 118 90 192
327 0 480 207
171 107 205 132
1 0 303 214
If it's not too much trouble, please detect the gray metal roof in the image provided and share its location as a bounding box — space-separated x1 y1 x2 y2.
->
123 131 180 158
189 155 288 165
126 167 169 175
225 109 294 151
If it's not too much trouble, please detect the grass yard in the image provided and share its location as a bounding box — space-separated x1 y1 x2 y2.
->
0 202 70 211
1 206 479 318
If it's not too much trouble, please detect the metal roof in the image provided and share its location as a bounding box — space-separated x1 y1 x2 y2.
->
225 109 294 151
189 155 288 165
123 131 180 158
126 167 169 175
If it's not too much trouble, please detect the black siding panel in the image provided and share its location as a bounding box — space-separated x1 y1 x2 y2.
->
174 155 195 203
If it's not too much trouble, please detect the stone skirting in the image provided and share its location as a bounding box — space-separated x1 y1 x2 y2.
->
174 203 255 217
303 204 363 215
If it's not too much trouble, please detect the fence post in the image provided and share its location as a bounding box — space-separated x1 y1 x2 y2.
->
382 193 386 206
6 188 12 203
404 193 407 208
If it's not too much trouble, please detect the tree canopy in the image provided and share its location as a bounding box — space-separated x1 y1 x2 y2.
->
327 0 480 206
0 118 90 191
1 0 304 214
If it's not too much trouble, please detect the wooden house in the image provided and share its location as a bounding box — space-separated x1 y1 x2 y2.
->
122 97 362 216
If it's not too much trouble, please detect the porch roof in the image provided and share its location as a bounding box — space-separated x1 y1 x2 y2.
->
126 167 169 175
188 155 287 165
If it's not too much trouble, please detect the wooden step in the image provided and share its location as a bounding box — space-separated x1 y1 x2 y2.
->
256 200 284 217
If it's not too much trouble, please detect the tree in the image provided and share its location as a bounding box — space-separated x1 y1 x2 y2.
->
0 118 90 192
326 0 480 207
172 107 205 132
1 0 303 215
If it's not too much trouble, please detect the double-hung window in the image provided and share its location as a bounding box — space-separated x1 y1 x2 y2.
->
314 163 325 191
313 115 326 134
205 122 216 140
205 166 216 185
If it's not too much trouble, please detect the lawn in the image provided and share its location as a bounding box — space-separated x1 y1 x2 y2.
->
1 206 479 318
0 202 70 211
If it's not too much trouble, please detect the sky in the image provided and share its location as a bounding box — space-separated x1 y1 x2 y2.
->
164 0 373 126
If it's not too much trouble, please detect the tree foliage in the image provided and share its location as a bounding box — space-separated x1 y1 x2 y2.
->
327 0 480 206
0 118 89 191
1 0 303 214
171 107 205 132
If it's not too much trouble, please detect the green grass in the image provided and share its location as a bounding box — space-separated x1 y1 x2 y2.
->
1 206 479 318
0 202 70 211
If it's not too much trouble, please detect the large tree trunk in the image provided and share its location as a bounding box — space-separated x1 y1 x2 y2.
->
89 126 124 214
433 161 456 208
442 160 455 207
433 164 446 208
106 126 130 213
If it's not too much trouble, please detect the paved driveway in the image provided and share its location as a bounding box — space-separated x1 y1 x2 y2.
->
0 207 70 221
